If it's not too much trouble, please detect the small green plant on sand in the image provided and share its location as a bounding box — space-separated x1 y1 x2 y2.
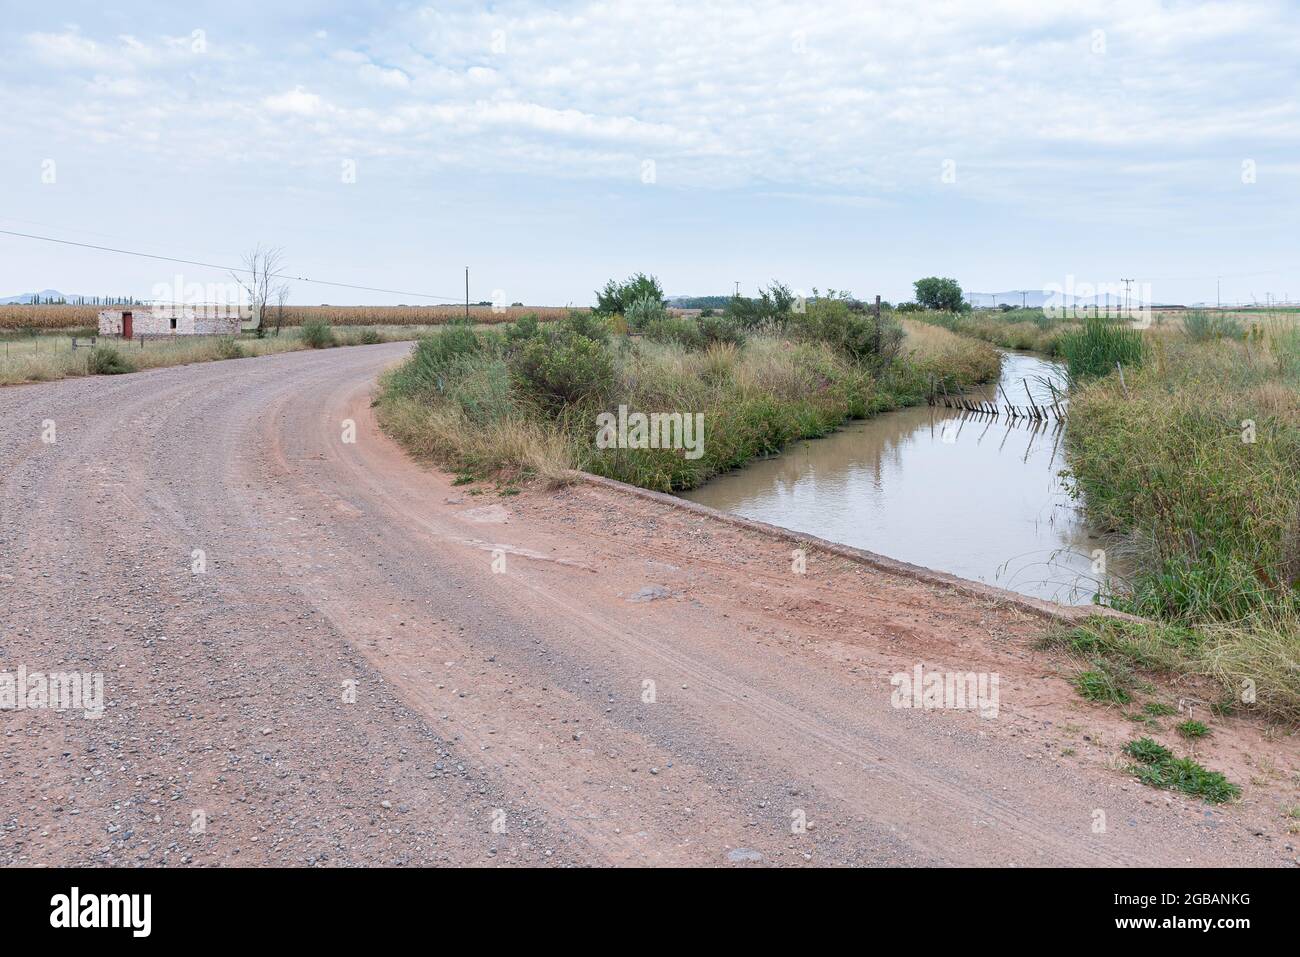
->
1074 667 1131 704
1122 737 1239 804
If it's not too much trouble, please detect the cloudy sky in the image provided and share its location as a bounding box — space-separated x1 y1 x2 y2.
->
2 0 1298 306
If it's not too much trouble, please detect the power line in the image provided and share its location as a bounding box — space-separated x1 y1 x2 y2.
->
0 228 465 302
1136 269 1285 282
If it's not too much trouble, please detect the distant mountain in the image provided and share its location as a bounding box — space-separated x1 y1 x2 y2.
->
970 290 1055 308
1 289 72 304
970 289 1169 308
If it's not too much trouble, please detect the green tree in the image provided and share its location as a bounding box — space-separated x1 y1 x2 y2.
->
913 276 965 311
594 273 664 314
727 281 797 328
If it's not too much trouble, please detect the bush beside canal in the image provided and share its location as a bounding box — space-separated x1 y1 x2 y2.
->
377 295 1001 493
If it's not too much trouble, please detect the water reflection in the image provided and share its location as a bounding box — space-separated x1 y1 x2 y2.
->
682 353 1125 604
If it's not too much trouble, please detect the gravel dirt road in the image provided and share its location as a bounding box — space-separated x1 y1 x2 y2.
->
1 342 1295 867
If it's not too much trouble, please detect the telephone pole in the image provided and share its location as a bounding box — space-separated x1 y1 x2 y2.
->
1121 278 1134 315
465 266 470 321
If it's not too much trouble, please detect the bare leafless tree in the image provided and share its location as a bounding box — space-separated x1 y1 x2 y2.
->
231 244 285 338
274 283 290 337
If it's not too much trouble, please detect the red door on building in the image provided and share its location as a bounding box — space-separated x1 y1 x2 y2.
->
122 311 133 339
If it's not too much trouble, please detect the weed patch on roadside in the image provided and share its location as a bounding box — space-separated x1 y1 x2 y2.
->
87 346 136 375
1122 736 1239 803
1074 667 1133 704
300 320 336 348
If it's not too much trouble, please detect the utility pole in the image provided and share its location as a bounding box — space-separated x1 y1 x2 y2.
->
1021 290 1027 309
734 280 741 298
465 266 470 321
1216 276 1221 309
1121 278 1134 316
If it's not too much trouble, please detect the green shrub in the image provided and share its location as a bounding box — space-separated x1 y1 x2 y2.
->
88 346 136 375
727 282 796 329
644 317 705 350
215 337 246 359
388 325 494 398
300 320 335 349
595 273 663 315
794 297 903 366
445 355 514 424
354 327 383 345
698 314 746 346
1183 310 1242 342
504 313 541 350
625 295 667 331
560 310 611 343
508 332 614 415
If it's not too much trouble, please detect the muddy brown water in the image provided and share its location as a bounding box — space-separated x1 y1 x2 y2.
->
682 352 1126 604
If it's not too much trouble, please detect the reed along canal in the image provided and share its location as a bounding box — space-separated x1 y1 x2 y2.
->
682 351 1125 604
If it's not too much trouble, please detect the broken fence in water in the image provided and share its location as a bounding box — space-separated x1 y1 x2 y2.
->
928 377 1068 424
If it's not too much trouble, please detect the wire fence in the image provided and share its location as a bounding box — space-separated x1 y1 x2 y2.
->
0 333 227 360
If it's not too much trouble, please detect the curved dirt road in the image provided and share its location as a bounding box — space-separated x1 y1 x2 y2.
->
1 343 1294 866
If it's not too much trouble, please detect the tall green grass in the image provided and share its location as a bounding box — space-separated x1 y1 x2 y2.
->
1183 309 1243 342
1064 335 1300 720
1056 319 1146 380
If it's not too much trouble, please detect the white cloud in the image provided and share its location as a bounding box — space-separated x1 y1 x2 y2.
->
263 86 327 116
26 30 117 69
358 63 410 89
10 1 1300 209
86 74 144 97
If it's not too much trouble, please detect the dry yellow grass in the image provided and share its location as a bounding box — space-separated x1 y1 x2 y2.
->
901 318 968 355
901 318 1002 383
377 396 576 485
0 303 577 331
0 325 434 386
